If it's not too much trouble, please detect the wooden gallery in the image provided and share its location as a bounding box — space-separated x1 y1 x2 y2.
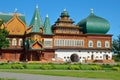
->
0 6 114 63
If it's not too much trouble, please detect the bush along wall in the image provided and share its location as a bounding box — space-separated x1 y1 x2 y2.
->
67 65 81 70
0 62 120 71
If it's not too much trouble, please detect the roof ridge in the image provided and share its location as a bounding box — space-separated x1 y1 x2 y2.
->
0 12 25 16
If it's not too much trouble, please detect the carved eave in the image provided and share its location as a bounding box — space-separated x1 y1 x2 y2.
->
26 26 33 34
55 25 79 28
55 19 74 23
0 23 6 29
29 41 43 50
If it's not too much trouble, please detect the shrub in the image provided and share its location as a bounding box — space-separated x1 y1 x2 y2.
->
53 64 68 70
40 64 54 70
47 62 54 65
80 65 91 70
101 64 112 68
63 62 70 65
22 63 27 69
26 65 41 69
115 63 120 67
112 67 120 71
0 64 11 69
0 62 8 65
0 78 17 80
11 64 24 69
90 65 102 70
67 65 80 70
28 61 40 64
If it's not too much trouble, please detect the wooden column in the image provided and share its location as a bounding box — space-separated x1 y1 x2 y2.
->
39 51 41 61
0 54 1 60
30 53 32 61
0 51 1 60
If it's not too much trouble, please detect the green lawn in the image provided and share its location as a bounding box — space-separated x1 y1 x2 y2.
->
0 78 16 80
0 63 120 80
0 69 120 80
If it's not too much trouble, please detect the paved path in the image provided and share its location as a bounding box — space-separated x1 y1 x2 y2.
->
0 72 106 80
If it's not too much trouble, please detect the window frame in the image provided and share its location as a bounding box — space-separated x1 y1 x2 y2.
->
97 41 102 48
12 38 17 46
105 41 110 48
88 40 93 48
18 38 23 46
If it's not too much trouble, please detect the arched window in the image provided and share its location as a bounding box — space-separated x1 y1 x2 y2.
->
18 39 23 46
97 41 101 48
12 38 17 46
88 40 93 48
105 41 110 48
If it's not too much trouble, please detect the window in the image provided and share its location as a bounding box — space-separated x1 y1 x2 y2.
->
12 38 17 46
54 39 84 47
96 56 99 58
64 57 66 59
79 57 81 59
67 57 69 59
44 39 52 47
105 41 110 48
18 39 22 46
88 40 93 48
97 41 101 48
54 39 58 46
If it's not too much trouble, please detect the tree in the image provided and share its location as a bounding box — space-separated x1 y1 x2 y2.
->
112 35 120 61
0 19 9 50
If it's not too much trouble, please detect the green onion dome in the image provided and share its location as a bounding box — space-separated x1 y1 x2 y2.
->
77 9 110 34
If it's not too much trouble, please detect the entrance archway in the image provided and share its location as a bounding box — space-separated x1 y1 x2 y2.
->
91 54 94 60
32 52 40 61
106 55 109 60
70 54 79 62
103 54 109 60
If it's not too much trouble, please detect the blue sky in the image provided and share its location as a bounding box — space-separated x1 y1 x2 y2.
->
0 0 119 38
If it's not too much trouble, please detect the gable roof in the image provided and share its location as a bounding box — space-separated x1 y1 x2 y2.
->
29 40 43 50
0 13 26 24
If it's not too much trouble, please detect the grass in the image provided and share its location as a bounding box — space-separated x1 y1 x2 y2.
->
0 78 16 80
0 63 120 80
0 62 115 70
0 69 120 80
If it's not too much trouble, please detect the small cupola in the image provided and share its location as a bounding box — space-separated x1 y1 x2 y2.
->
60 9 69 17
